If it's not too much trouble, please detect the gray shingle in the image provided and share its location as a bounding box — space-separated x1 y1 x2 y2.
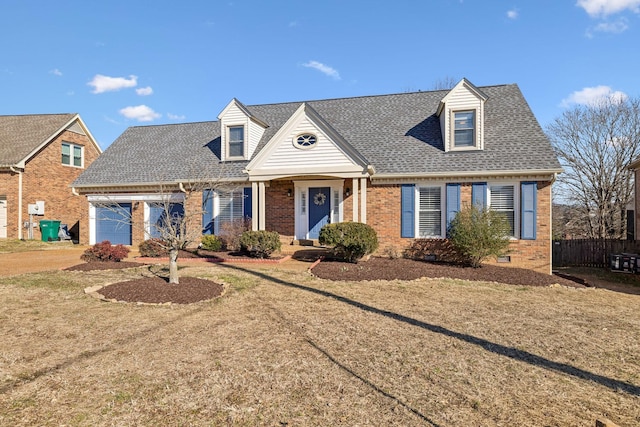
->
0 114 77 166
73 84 561 187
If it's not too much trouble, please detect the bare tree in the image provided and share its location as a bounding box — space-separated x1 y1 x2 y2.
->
431 76 458 90
547 96 640 239
92 176 240 284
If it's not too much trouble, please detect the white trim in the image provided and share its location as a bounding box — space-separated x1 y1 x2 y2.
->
87 193 185 203
360 177 367 224
251 182 259 231
258 181 266 230
352 178 359 222
293 179 344 240
414 183 446 239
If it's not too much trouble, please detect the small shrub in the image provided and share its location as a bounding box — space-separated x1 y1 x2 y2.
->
319 222 379 263
239 230 281 258
383 245 401 259
219 218 252 251
448 204 511 268
138 238 167 257
200 234 223 251
81 240 130 262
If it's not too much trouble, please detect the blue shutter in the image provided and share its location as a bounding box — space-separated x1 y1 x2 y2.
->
472 182 487 208
202 190 214 235
521 182 537 240
401 184 415 238
243 187 252 219
446 184 460 235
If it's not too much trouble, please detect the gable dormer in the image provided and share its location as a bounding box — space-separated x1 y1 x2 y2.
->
217 98 268 161
436 78 488 152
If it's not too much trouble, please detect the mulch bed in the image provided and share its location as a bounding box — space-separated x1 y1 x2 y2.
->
65 261 142 271
311 257 584 288
97 277 224 304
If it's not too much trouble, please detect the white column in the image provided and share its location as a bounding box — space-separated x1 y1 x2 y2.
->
258 181 266 230
251 182 258 231
360 177 367 224
352 178 359 222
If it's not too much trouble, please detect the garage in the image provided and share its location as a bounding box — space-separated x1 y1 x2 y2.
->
95 203 132 245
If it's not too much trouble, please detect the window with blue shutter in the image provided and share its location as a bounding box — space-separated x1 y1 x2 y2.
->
446 184 460 235
401 184 415 238
521 182 537 240
472 183 487 208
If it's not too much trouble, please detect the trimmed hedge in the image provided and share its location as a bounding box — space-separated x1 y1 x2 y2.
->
200 234 223 251
319 222 379 263
239 230 281 258
81 240 130 262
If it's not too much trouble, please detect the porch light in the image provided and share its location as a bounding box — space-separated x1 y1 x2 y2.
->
345 188 351 197
287 189 292 197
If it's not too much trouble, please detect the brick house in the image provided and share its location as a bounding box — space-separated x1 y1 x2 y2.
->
0 114 102 241
73 79 562 273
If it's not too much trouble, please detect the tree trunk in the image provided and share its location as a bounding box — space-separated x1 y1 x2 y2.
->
169 248 179 284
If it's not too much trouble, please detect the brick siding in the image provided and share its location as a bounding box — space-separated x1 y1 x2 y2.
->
0 128 100 242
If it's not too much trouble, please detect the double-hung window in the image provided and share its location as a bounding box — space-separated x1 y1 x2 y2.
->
490 185 515 237
418 187 442 237
62 142 83 167
228 126 244 158
453 111 475 148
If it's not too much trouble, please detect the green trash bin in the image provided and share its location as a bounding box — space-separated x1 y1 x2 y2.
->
40 220 61 242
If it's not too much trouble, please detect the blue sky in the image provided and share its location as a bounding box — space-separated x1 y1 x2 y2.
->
1 0 639 149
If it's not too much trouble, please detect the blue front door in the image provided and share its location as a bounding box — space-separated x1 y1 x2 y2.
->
148 203 184 238
308 187 331 239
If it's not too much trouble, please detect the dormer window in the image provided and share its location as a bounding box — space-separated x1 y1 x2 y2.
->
228 126 245 158
453 111 475 148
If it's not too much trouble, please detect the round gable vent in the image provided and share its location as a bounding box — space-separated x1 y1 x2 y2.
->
294 133 317 149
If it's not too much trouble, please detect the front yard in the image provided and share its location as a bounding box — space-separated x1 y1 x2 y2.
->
0 262 638 426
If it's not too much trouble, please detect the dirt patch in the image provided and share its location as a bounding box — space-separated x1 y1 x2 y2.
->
312 257 582 287
97 276 224 304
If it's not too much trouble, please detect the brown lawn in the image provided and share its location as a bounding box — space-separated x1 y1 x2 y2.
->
0 262 638 426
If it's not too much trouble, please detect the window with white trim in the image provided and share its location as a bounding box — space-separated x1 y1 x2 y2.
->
489 184 515 237
453 110 475 148
418 186 442 237
227 126 244 158
62 142 83 167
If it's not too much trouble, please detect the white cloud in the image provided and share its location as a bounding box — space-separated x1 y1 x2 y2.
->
507 9 518 19
119 105 161 122
302 60 341 80
591 17 629 33
88 74 138 94
49 68 62 76
167 113 186 120
577 0 640 17
560 85 628 107
136 86 153 96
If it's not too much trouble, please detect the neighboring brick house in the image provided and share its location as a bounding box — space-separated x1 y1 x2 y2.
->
73 79 562 273
0 114 102 241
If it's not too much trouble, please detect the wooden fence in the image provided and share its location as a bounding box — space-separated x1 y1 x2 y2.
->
552 239 640 268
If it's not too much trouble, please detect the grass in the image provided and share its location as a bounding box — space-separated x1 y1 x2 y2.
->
0 239 75 253
0 263 639 426
561 266 640 287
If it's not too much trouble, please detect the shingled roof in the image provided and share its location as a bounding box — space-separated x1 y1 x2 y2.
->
73 84 561 187
0 114 78 167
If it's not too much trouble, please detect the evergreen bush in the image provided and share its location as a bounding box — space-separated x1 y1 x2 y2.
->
448 204 511 268
239 230 281 258
319 222 379 263
200 234 223 251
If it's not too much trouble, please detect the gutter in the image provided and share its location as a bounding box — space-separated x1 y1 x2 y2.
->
9 166 23 239
371 168 564 181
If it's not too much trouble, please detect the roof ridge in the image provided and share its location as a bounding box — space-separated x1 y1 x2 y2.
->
0 113 76 118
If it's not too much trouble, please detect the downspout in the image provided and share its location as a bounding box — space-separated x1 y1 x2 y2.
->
10 167 23 239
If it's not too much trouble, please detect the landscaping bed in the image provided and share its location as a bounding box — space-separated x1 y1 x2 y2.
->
311 257 583 288
96 276 224 304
